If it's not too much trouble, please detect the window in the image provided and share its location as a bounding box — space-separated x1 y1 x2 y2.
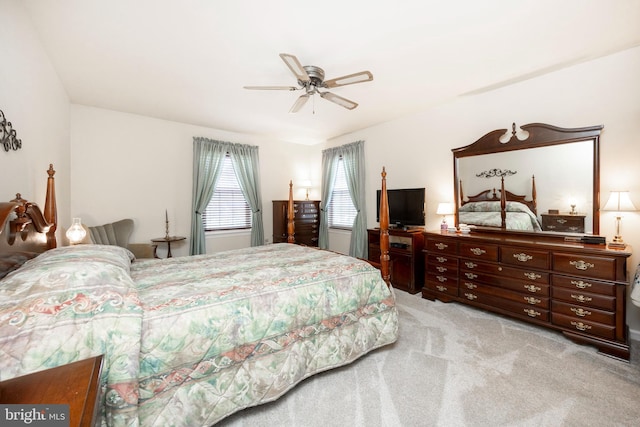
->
203 154 251 231
328 157 357 229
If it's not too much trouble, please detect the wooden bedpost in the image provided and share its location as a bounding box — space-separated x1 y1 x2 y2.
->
379 167 391 286
500 176 506 229
531 175 537 215
44 164 57 249
287 180 295 243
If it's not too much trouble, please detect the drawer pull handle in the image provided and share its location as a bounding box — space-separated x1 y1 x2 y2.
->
523 309 541 318
436 256 448 263
571 307 592 317
523 272 541 280
571 294 593 303
523 284 541 293
436 276 447 282
465 272 478 279
571 280 592 289
465 261 478 269
571 321 592 331
557 219 568 224
435 243 448 250
569 260 595 271
513 253 533 262
470 248 486 256
436 285 448 292
465 283 477 289
523 296 541 305
464 293 477 300
436 266 447 273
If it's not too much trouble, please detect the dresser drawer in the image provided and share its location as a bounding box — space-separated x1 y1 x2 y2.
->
426 259 458 276
462 282 550 309
459 270 550 296
551 287 615 311
460 291 550 321
500 246 550 269
425 274 458 296
551 275 616 296
461 260 549 284
427 253 458 268
551 313 615 340
551 300 615 326
552 253 617 281
426 238 458 254
459 242 498 261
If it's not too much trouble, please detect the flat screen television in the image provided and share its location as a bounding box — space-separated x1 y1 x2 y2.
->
376 187 425 228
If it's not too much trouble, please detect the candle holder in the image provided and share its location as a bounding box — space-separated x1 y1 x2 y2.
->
165 210 170 239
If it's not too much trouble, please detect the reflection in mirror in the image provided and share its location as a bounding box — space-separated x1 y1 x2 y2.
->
453 123 602 236
458 141 594 233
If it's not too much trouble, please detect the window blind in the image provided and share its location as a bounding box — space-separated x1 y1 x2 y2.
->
203 154 251 231
328 158 357 229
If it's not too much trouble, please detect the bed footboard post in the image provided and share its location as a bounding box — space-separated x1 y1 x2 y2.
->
379 167 391 286
287 180 295 243
44 164 57 249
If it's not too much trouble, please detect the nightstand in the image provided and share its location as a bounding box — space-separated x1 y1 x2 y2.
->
0 355 103 427
540 212 585 232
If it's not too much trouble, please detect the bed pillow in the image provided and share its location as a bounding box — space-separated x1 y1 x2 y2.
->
0 251 40 280
459 201 533 214
28 244 135 273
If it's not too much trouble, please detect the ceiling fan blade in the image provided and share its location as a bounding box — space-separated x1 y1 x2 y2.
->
323 71 373 88
289 94 310 113
279 53 310 82
244 85 298 91
319 92 358 110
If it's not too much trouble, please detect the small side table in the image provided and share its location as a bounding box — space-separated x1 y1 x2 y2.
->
151 236 186 258
0 355 103 427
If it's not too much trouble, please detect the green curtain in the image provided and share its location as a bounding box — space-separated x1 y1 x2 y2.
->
190 138 264 254
319 141 367 258
228 143 265 247
190 137 227 255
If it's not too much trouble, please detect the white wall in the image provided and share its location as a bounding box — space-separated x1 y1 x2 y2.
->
70 106 320 257
0 0 70 234
326 46 640 338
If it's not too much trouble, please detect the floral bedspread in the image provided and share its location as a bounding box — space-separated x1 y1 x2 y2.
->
459 201 542 231
0 244 398 426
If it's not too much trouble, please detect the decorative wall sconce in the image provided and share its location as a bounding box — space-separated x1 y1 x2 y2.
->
66 218 87 245
0 109 22 152
602 191 636 248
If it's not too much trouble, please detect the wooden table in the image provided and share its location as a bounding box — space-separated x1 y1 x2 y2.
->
0 355 103 427
151 235 186 258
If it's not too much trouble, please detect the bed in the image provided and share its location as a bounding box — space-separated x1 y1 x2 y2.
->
0 165 398 426
458 175 542 231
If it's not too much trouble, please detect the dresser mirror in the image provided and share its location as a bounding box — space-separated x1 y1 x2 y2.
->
453 123 602 235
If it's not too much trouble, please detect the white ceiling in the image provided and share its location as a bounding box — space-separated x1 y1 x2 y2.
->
23 0 640 145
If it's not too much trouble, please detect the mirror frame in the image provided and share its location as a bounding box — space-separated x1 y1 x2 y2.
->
453 122 602 236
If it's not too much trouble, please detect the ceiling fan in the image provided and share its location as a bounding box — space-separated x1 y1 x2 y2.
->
244 53 373 113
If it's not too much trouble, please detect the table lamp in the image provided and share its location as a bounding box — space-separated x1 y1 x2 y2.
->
436 202 454 231
602 190 636 248
66 218 86 244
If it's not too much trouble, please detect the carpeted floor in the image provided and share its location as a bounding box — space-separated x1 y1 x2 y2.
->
218 290 640 426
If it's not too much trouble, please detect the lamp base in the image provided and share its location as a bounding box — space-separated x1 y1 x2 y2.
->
608 241 627 249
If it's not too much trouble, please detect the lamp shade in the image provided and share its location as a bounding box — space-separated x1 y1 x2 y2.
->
66 218 87 244
436 202 454 215
602 191 636 212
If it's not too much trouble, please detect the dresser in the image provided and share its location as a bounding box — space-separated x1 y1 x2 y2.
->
423 230 631 360
368 228 424 293
272 200 320 246
541 213 586 233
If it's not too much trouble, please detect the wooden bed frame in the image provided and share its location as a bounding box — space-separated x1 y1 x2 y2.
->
1 165 392 285
460 174 537 229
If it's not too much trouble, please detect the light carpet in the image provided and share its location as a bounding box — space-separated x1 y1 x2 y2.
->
218 290 640 426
